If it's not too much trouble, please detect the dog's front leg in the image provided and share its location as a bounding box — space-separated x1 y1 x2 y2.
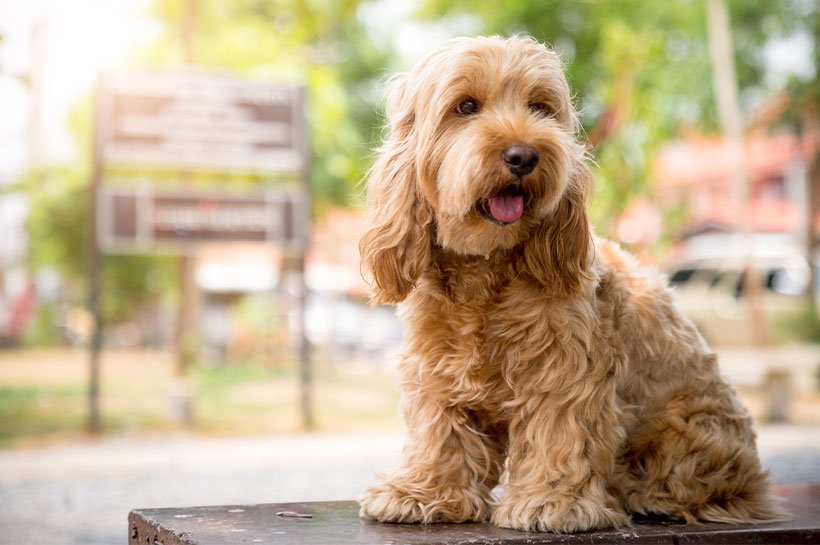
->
492 349 630 533
359 389 503 524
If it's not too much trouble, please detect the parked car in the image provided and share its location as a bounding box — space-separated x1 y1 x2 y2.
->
667 255 812 346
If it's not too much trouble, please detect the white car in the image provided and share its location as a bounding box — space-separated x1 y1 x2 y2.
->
667 256 812 346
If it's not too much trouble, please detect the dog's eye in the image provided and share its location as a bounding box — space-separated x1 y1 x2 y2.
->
456 99 480 116
528 103 553 117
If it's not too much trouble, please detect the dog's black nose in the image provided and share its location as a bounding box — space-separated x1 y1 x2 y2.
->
502 145 539 177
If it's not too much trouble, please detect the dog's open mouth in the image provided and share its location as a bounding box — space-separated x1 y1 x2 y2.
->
477 184 525 225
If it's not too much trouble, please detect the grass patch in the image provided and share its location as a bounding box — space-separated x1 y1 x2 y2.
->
774 302 820 343
192 360 293 395
0 349 402 447
190 360 401 434
0 386 86 446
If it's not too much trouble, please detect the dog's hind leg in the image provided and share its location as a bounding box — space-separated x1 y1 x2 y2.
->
620 386 786 524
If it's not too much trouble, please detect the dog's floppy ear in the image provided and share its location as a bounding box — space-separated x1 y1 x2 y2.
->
524 161 594 297
359 78 433 305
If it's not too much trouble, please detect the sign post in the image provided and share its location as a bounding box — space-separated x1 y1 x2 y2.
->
90 69 310 431
86 75 105 433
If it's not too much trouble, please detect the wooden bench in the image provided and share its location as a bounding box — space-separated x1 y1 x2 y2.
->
129 483 820 544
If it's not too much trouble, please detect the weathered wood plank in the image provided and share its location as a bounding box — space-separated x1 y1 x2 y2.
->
129 483 820 545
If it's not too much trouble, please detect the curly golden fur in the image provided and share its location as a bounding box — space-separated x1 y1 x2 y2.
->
357 35 784 533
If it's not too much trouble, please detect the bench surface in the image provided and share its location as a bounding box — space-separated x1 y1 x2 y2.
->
129 483 820 545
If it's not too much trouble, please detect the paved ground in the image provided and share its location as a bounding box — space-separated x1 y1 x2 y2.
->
1 426 819 545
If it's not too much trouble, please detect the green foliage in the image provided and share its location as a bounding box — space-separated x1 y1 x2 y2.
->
0 385 86 446
22 303 62 346
15 162 177 324
776 302 820 343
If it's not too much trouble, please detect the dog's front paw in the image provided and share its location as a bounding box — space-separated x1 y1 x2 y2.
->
359 482 426 523
359 481 490 524
491 492 630 533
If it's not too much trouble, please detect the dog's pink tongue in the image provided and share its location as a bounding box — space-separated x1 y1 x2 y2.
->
489 193 524 223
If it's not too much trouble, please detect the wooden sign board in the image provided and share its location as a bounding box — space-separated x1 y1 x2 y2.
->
97 70 306 174
98 186 305 254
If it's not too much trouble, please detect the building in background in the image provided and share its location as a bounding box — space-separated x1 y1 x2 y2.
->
655 130 817 260
649 128 819 345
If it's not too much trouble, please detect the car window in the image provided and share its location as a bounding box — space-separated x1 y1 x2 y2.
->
725 267 807 298
764 269 778 290
734 271 745 298
769 267 807 296
669 268 696 285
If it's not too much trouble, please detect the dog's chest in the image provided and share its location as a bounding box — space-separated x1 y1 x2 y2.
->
408 270 555 410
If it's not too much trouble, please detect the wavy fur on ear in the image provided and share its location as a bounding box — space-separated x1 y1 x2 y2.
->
523 159 594 296
359 79 433 305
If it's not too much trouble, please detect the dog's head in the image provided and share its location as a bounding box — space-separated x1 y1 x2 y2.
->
360 35 594 304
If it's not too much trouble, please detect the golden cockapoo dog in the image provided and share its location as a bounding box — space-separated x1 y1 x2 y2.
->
357 35 783 533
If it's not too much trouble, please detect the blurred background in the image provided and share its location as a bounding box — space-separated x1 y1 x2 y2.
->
0 0 818 544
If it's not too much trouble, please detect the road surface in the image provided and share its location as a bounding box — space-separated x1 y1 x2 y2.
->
1 426 819 545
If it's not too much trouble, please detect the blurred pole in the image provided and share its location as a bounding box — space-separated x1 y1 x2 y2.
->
170 250 196 424
175 256 198 379
170 0 199 426
706 0 768 346
298 86 313 430
296 252 313 430
87 75 104 434
799 107 819 321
